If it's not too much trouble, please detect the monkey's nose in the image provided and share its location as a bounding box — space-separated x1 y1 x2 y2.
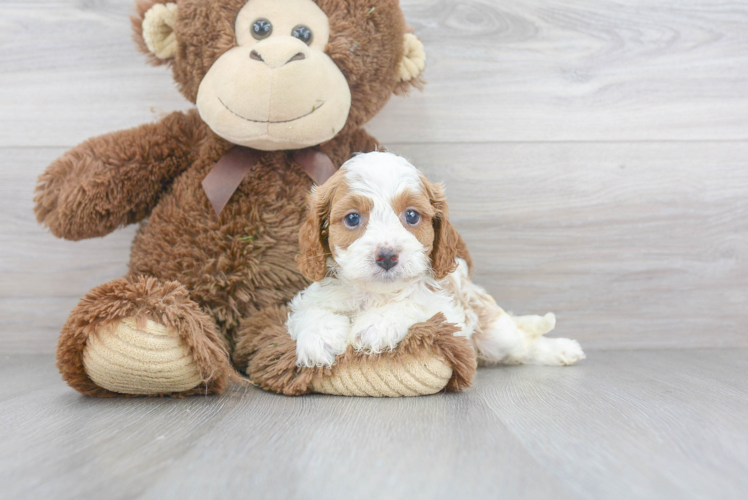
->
375 248 399 271
286 52 306 63
250 49 306 67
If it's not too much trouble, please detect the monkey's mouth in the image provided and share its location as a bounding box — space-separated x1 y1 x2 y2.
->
218 97 325 124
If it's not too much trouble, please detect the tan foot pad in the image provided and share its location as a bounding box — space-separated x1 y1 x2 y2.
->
309 355 453 397
82 317 202 395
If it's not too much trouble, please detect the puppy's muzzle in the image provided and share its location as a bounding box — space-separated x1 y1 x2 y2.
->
375 247 399 271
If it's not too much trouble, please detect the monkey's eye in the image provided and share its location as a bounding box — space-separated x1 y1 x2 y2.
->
252 19 273 40
344 213 361 228
405 210 421 225
291 25 313 45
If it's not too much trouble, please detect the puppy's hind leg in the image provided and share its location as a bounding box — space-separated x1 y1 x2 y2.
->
512 312 585 366
470 297 585 366
446 259 584 366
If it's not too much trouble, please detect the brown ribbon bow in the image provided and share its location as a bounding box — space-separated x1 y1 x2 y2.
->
201 146 337 216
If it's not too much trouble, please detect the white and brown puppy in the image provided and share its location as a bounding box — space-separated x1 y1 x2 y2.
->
288 152 585 368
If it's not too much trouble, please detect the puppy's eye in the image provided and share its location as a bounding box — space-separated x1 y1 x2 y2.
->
344 213 361 228
405 210 421 225
291 25 313 45
252 19 273 40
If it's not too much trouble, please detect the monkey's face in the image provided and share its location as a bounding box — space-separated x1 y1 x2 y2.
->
135 0 426 151
196 0 351 150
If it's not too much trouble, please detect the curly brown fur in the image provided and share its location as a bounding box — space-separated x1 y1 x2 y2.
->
296 173 350 281
34 110 206 241
234 309 476 395
125 129 379 343
233 305 317 395
57 276 237 397
455 234 473 273
419 174 461 280
393 313 476 392
297 196 329 282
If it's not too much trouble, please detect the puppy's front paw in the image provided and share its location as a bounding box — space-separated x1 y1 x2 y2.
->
295 332 345 368
290 313 350 368
352 317 410 354
526 337 586 366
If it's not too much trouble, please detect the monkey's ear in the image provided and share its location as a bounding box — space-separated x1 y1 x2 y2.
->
132 1 178 64
398 33 426 82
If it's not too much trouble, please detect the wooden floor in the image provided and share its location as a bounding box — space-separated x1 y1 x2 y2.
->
1 350 746 500
2 0 748 498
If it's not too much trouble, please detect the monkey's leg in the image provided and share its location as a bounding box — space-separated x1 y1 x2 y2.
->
233 307 476 397
57 276 234 397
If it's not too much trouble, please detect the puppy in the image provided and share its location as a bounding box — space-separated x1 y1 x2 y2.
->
287 152 585 368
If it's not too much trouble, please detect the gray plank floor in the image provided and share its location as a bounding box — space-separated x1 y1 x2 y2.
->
1 350 747 500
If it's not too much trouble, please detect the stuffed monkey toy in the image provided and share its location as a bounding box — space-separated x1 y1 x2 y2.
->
35 0 477 397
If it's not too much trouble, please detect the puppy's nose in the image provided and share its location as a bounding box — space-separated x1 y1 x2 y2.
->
375 248 399 271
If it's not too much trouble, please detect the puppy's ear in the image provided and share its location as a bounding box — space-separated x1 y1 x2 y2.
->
423 176 460 280
297 189 328 281
297 180 338 281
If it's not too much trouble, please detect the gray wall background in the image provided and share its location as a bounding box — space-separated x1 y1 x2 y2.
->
1 0 746 352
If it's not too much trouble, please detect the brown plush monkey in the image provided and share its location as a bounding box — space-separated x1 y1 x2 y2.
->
34 0 476 397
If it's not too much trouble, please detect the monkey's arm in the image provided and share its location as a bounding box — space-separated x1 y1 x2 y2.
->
34 110 205 241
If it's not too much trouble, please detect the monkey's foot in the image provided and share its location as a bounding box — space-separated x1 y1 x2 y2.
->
57 276 233 397
83 318 203 395
235 307 477 397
